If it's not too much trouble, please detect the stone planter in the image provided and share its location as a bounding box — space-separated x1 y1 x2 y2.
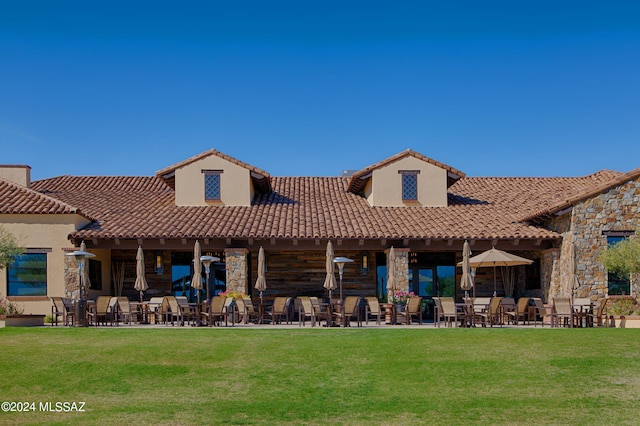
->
0 314 46 327
611 315 640 328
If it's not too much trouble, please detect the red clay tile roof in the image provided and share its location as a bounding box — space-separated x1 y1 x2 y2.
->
26 167 630 243
348 149 466 193
0 177 90 218
156 149 272 193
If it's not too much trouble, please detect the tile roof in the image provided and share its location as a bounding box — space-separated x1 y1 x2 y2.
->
0 177 89 218
24 167 631 243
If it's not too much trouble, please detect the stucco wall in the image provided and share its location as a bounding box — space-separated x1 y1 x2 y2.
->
366 156 448 207
0 214 91 315
174 155 255 206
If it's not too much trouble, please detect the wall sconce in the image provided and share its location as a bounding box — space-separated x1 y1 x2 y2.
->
361 253 369 275
155 251 164 274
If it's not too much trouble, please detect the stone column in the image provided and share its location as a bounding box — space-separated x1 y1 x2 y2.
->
225 248 249 294
542 248 559 303
386 247 410 299
64 253 80 300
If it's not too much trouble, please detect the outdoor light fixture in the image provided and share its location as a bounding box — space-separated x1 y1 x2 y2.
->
200 255 220 303
65 249 95 327
333 256 354 302
155 252 164 274
361 253 369 275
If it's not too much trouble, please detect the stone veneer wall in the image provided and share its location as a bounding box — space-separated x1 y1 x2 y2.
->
386 247 409 298
570 176 640 301
225 248 249 294
64 254 80 300
541 248 559 303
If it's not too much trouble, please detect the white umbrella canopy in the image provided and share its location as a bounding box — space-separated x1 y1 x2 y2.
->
462 247 533 296
133 246 148 302
191 241 203 304
255 246 267 303
460 241 474 299
323 241 337 300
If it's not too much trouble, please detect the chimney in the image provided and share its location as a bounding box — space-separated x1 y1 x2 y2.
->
0 165 31 188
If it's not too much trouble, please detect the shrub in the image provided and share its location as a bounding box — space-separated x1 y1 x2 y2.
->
0 296 24 316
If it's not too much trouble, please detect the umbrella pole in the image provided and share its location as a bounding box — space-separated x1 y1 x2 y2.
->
493 265 497 297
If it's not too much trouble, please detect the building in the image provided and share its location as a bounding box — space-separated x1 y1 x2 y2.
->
1 149 639 317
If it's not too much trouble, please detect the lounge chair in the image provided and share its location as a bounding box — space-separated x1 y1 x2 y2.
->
552 298 574 327
50 297 75 326
364 296 382 325
266 297 292 324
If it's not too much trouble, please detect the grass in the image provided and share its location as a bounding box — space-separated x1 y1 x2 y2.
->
1 328 640 425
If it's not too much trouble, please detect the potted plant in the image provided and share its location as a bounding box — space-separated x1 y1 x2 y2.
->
606 296 640 328
390 291 416 312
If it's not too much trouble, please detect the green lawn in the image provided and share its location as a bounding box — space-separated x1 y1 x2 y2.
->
1 327 639 425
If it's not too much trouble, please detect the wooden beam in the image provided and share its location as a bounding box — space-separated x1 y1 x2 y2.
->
337 239 343 246
271 238 276 246
159 238 166 245
512 239 520 246
226 238 232 245
247 238 253 246
181 238 187 245
381 239 387 246
204 238 210 245
403 239 409 247
92 238 98 245
358 239 364 246
114 238 120 246
293 238 298 246
446 239 454 247
137 238 143 246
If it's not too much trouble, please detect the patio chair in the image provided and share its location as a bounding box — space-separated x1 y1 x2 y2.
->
500 297 518 325
147 297 165 324
200 296 228 326
552 298 573 328
471 297 491 326
530 298 552 327
266 297 292 324
309 297 328 325
116 297 134 325
235 297 259 324
333 296 362 327
435 297 458 327
572 297 593 327
475 297 503 327
50 297 75 326
397 297 422 325
364 296 382 325
164 296 185 326
298 296 319 327
88 295 114 326
588 298 610 327
176 296 197 324
510 297 531 325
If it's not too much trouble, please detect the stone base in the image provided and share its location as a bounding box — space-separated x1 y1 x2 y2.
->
0 315 46 327
612 316 640 328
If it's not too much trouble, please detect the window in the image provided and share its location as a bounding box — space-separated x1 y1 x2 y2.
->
89 259 102 290
7 253 47 296
204 171 222 201
607 235 631 295
401 171 419 201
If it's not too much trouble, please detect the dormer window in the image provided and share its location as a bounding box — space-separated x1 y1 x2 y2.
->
203 170 222 201
400 170 419 201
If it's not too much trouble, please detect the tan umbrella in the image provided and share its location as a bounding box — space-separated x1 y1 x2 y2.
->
323 241 337 300
134 246 148 302
255 246 267 303
387 246 400 300
568 241 580 300
460 241 474 300
80 241 91 299
191 241 203 305
463 247 533 297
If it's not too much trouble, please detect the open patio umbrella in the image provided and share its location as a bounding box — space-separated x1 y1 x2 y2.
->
255 246 267 304
462 247 533 297
133 245 148 302
191 241 203 305
387 246 400 300
460 240 474 300
80 241 92 300
323 241 337 301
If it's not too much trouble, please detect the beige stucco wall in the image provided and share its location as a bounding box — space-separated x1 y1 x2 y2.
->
365 156 448 207
173 155 255 206
0 214 92 315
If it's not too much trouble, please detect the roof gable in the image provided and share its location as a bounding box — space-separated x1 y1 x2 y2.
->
0 177 90 218
347 149 465 194
156 149 272 193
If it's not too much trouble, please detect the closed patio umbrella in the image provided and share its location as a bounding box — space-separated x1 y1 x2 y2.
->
568 241 580 300
323 241 337 301
133 246 148 302
255 246 267 304
80 241 91 299
460 240 474 300
461 247 533 297
387 246 400 299
191 241 203 305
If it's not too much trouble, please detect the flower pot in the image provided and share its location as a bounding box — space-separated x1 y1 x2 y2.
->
0 315 45 327
612 315 640 328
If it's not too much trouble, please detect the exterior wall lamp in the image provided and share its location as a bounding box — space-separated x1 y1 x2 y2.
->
155 251 164 274
361 253 369 275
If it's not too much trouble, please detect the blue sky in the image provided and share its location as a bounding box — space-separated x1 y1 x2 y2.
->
1 1 639 181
